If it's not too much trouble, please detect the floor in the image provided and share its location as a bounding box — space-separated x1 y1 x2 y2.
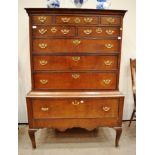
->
18 122 136 155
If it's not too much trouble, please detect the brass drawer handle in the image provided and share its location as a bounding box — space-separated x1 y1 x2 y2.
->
84 17 93 23
39 60 48 66
61 29 70 35
61 17 70 23
72 100 84 105
106 17 115 23
72 100 80 105
40 80 48 84
39 43 47 49
38 29 47 34
51 27 57 33
102 79 111 85
72 74 80 79
106 30 114 35
84 29 92 35
74 17 81 23
103 106 111 112
105 44 113 49
73 40 81 45
104 60 113 66
72 56 80 61
41 107 49 111
96 28 102 34
38 16 47 23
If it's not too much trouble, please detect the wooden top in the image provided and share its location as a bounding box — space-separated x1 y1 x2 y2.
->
27 91 124 98
25 8 127 16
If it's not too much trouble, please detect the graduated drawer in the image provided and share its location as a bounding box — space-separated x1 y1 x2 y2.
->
33 39 119 53
101 16 121 25
33 55 118 71
55 16 98 25
32 98 118 119
32 26 75 37
33 72 117 90
32 16 52 25
78 27 120 37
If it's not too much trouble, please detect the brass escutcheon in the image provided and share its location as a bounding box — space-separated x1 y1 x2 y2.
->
51 27 57 33
96 28 102 33
74 17 81 23
105 44 113 49
102 106 111 112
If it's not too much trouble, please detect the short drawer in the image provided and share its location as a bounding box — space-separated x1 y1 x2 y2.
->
33 72 117 90
32 98 119 119
32 16 52 25
32 26 76 37
33 39 119 53
78 27 120 37
33 55 118 71
101 16 121 25
55 16 98 25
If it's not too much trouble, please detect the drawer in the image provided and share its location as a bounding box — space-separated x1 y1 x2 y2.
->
33 39 119 53
32 98 119 119
55 16 98 25
33 55 118 71
78 27 120 37
32 16 52 25
32 26 76 37
101 16 121 25
33 72 117 89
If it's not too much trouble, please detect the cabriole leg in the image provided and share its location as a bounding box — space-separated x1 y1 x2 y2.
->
114 127 122 147
28 129 37 149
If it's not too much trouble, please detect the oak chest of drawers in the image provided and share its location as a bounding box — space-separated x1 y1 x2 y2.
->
25 8 126 148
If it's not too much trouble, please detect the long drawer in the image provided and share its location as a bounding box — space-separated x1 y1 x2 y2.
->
33 55 118 71
32 98 119 119
33 72 117 89
33 39 119 53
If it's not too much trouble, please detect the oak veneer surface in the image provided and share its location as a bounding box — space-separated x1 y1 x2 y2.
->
25 8 126 148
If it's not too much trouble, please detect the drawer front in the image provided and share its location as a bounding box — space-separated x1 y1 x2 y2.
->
33 55 118 71
56 16 98 25
32 98 119 119
101 16 121 25
32 16 52 25
78 27 120 37
33 39 119 53
34 72 117 89
32 26 76 37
